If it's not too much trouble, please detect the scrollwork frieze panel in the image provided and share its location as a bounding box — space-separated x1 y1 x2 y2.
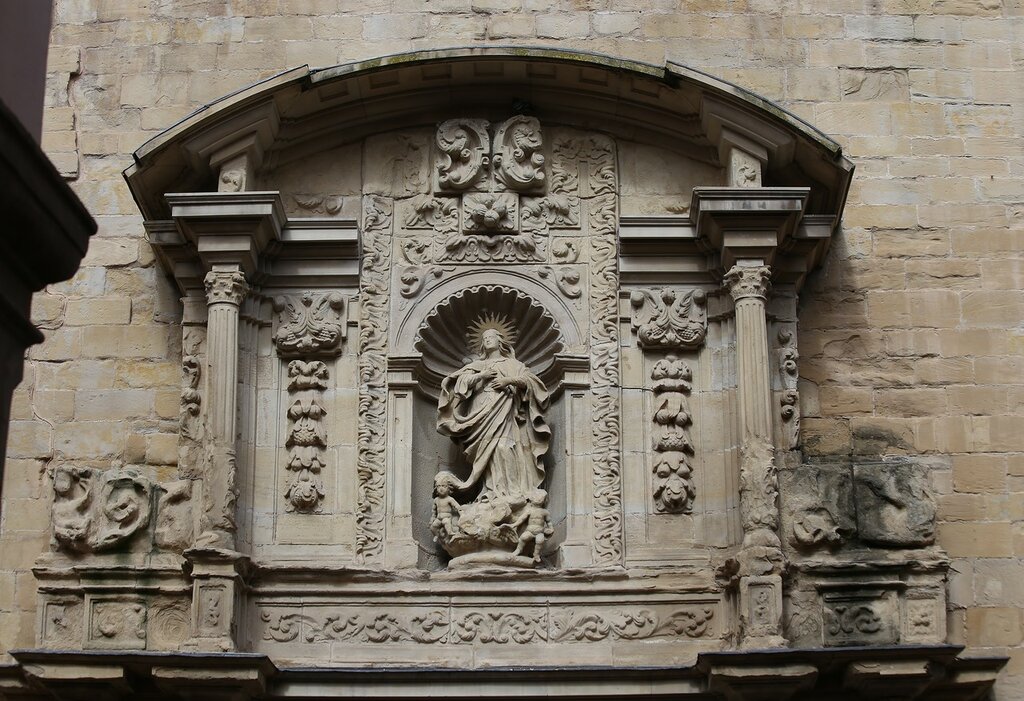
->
258 603 717 645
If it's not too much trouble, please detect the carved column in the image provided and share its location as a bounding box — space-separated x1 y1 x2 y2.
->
182 266 247 652
725 263 785 648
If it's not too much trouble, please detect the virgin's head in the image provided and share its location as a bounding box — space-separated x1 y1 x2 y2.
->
479 328 514 358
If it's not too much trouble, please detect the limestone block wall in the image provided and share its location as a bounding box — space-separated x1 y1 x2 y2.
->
1 0 1021 696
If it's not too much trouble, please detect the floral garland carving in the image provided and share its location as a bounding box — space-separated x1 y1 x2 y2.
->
354 196 392 562
651 356 697 514
284 360 328 512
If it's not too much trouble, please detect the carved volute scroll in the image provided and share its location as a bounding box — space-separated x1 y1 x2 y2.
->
435 119 490 192
492 116 546 192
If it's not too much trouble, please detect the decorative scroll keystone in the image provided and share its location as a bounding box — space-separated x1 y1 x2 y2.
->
629 288 708 350
272 292 347 358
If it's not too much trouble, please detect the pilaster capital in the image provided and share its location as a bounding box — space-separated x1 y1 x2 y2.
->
204 269 248 306
724 264 771 302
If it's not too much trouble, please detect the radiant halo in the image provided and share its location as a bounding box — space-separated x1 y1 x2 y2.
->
466 312 518 355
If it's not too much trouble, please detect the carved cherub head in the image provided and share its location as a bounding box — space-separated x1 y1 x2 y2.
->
434 471 458 497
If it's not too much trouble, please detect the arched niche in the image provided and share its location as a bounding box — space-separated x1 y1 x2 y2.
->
389 279 588 570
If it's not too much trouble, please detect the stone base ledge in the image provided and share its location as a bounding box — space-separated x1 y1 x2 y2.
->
2 646 1005 700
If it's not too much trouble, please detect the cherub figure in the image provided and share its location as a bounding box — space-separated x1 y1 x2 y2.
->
430 472 462 541
512 489 553 563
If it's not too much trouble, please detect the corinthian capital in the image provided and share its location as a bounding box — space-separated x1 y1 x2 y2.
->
204 270 248 306
724 265 771 302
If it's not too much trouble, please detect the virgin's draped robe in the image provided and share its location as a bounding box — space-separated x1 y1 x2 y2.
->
437 355 549 500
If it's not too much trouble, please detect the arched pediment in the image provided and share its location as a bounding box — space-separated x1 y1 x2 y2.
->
125 47 852 227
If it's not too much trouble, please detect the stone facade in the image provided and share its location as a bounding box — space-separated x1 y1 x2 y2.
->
1 2 1021 699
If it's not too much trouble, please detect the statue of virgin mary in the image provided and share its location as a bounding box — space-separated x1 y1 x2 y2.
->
433 313 552 567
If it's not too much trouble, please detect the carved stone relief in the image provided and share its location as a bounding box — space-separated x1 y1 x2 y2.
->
435 119 490 192
272 292 346 358
853 463 936 547
86 598 147 650
650 356 697 514
41 598 83 649
155 480 194 551
777 329 800 450
822 589 899 647
179 327 205 478
354 195 392 563
51 466 153 554
284 360 329 513
260 603 716 645
432 315 553 568
629 288 708 350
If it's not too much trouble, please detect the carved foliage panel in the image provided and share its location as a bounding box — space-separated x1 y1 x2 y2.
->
259 601 718 646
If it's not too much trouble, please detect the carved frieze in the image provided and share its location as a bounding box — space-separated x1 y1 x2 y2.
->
629 288 708 350
272 292 347 358
284 360 329 513
650 356 697 514
51 466 153 554
259 604 716 644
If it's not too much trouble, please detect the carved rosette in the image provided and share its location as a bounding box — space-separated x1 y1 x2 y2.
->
203 269 248 306
284 360 329 512
651 356 697 514
629 288 708 350
272 292 346 358
355 196 392 562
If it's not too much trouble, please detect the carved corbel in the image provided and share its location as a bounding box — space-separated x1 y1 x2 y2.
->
629 288 708 350
272 292 347 358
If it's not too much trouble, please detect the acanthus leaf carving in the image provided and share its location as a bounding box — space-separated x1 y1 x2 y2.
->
435 119 490 192
550 238 581 263
521 194 579 231
724 264 771 302
52 466 152 554
272 292 347 358
292 193 344 215
398 265 446 302
203 269 247 306
403 195 457 232
284 360 329 513
629 288 708 350
650 356 697 514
